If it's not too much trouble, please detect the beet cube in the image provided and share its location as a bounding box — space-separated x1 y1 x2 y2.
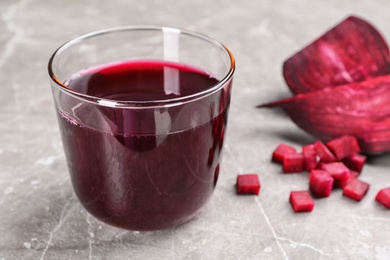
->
321 162 350 187
342 154 366 173
236 174 260 195
375 187 390 209
283 153 304 173
314 141 337 163
338 170 359 188
326 135 360 160
343 178 370 201
289 191 315 212
309 170 334 198
272 144 296 164
302 144 317 171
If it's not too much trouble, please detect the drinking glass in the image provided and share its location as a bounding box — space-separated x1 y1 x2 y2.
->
48 26 235 230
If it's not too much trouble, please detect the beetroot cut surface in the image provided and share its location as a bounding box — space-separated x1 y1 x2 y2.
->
283 16 390 95
302 144 317 171
342 154 366 173
375 187 390 209
326 135 360 160
289 191 315 212
283 153 305 173
343 178 370 201
338 170 359 189
259 75 390 155
309 170 334 198
321 162 351 187
272 144 296 164
314 141 337 163
236 174 261 195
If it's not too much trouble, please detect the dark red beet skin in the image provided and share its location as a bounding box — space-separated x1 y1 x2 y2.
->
283 16 390 95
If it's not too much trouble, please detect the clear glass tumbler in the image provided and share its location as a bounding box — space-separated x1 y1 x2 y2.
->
48 26 235 230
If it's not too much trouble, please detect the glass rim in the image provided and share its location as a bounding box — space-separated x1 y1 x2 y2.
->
48 25 235 108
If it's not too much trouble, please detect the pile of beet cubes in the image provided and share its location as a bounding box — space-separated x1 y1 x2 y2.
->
236 135 390 212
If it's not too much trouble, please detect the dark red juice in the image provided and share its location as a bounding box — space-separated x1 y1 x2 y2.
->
57 60 229 230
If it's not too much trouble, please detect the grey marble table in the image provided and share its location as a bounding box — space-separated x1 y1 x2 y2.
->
1 0 390 259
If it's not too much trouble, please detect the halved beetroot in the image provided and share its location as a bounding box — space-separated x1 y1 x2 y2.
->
375 187 390 209
259 75 390 154
343 178 370 201
272 144 296 164
283 153 305 173
289 191 315 212
236 174 261 195
309 170 334 198
302 144 317 171
321 162 351 187
326 135 360 160
283 16 390 95
342 154 366 173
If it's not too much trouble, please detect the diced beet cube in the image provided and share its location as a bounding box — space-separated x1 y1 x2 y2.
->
326 135 361 160
314 141 337 163
283 153 304 173
338 170 359 188
375 187 390 209
302 144 317 171
289 191 315 212
350 170 360 177
342 154 366 173
309 170 334 198
236 174 260 195
272 144 296 164
343 179 370 201
321 162 350 187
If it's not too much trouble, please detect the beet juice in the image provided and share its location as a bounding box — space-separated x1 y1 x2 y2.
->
56 60 230 230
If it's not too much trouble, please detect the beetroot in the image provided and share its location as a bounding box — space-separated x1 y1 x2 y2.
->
283 153 304 173
236 174 260 195
272 144 296 164
289 191 315 212
342 154 366 173
326 135 360 160
309 170 334 198
338 170 359 188
343 178 370 201
375 187 390 209
321 162 351 187
314 141 337 163
258 15 390 155
283 16 390 95
259 76 390 155
302 144 317 171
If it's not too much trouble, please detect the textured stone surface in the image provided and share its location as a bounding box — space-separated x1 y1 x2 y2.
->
1 0 390 259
